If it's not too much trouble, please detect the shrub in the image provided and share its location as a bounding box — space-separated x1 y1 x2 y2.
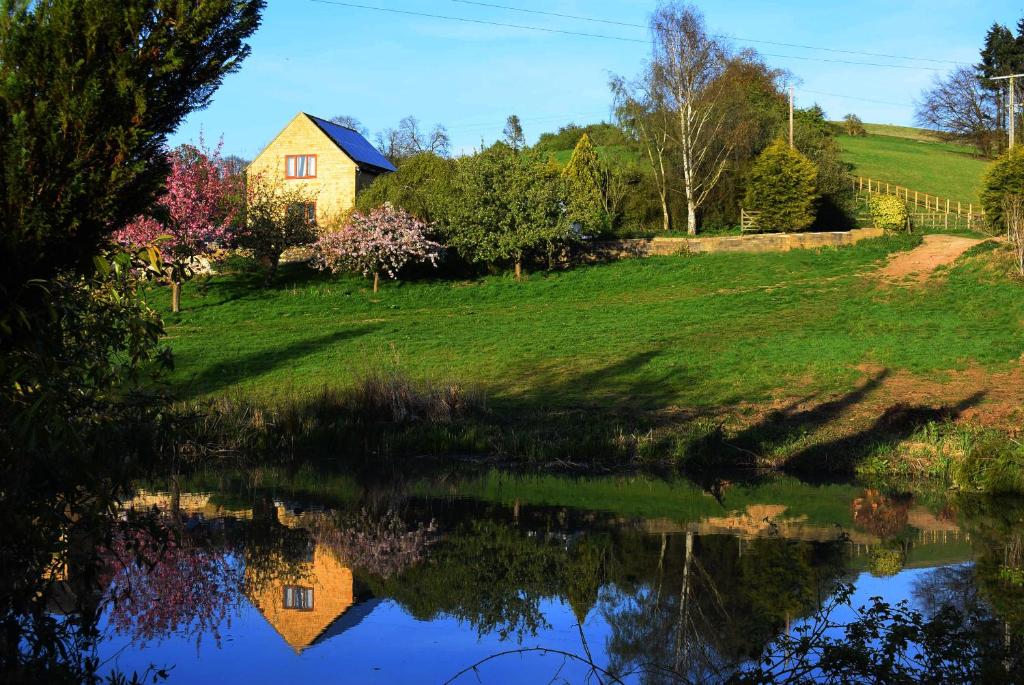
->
562 133 608 235
743 139 818 232
869 195 908 232
312 204 441 292
981 145 1024 232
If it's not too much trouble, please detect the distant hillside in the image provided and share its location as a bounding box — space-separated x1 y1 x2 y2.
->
837 127 988 205
860 123 942 142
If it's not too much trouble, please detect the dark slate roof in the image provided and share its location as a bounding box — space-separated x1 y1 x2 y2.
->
306 114 397 173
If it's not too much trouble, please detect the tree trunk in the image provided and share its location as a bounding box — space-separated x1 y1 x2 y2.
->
686 201 697 236
660 193 671 232
263 255 279 288
514 259 522 281
170 280 181 313
373 271 380 293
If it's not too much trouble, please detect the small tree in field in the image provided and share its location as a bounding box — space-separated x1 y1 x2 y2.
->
446 145 568 279
312 204 441 292
114 140 236 312
843 113 867 136
238 175 318 286
744 139 818 232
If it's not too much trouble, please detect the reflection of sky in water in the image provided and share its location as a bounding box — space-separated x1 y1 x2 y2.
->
100 597 616 684
99 566 955 685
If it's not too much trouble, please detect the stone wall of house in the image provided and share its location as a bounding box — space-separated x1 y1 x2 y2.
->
586 227 885 260
247 113 358 226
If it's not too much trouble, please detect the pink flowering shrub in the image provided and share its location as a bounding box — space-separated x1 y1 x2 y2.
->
312 203 441 292
113 138 237 311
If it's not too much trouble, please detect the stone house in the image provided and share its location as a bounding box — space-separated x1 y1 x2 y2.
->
246 112 396 225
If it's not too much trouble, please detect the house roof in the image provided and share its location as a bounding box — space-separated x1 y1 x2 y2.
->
306 114 397 174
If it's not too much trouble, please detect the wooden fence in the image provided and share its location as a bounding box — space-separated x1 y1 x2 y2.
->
854 176 985 231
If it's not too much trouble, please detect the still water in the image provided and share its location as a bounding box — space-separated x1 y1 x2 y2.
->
78 471 1022 684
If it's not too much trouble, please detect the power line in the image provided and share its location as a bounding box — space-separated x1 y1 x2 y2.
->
311 1 945 72
448 0 965 66
309 0 647 43
799 89 914 108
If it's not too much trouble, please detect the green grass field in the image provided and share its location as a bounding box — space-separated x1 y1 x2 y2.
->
838 133 988 205
160 237 1023 417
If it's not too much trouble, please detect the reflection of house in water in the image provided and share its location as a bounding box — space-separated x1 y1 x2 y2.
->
125 491 379 653
246 540 376 653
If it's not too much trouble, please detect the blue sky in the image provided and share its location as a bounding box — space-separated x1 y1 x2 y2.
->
171 0 1024 159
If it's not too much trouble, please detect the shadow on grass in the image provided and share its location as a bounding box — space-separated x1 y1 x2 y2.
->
722 368 988 474
172 326 377 400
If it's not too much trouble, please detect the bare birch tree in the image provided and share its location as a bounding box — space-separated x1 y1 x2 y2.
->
611 70 674 231
651 3 732 235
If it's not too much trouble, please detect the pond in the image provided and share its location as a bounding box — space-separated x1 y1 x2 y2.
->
53 470 1024 683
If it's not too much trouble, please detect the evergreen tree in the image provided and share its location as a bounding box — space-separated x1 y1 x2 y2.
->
978 22 1022 145
562 133 608 235
743 139 818 232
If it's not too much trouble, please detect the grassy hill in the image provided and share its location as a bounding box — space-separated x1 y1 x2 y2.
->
165 237 1022 411
837 129 989 206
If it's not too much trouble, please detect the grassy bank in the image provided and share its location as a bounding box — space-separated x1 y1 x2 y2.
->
156 235 1024 486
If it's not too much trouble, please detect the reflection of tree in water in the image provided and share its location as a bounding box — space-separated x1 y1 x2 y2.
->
101 513 243 648
309 507 435 579
370 518 566 641
600 533 849 683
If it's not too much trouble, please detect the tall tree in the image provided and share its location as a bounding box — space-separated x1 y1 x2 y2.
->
611 69 675 231
503 114 526 151
650 2 732 235
978 23 1021 146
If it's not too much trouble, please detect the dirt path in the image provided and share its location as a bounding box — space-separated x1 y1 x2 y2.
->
878 234 983 282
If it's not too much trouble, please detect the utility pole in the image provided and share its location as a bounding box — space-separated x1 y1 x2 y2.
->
789 86 795 149
989 73 1024 148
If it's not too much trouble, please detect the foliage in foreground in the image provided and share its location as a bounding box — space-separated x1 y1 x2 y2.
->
0 1 264 681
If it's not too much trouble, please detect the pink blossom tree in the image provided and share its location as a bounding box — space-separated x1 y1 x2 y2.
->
114 139 237 312
312 203 441 292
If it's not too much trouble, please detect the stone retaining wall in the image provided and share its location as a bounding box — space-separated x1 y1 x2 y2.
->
589 227 885 259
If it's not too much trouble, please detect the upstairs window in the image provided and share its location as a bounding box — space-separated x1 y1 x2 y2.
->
285 154 317 179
